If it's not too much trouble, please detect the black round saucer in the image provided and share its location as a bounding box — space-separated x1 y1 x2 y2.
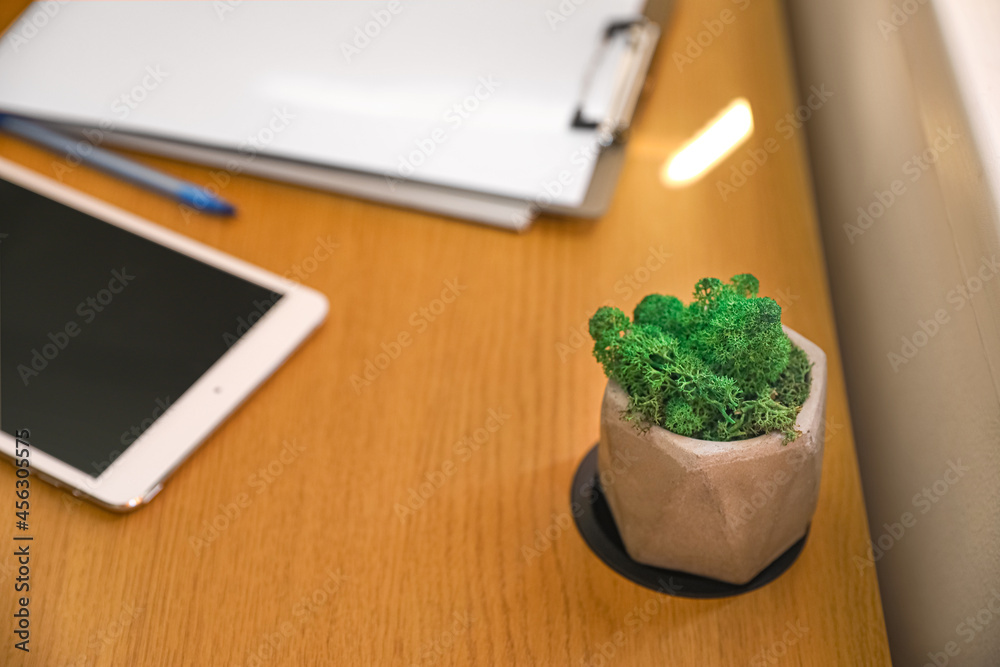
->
570 444 807 598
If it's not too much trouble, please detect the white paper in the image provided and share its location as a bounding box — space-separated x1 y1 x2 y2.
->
0 0 645 207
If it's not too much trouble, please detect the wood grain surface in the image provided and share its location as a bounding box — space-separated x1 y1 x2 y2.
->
0 0 891 664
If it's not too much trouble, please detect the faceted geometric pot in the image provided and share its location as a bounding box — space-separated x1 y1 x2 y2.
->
597 326 827 585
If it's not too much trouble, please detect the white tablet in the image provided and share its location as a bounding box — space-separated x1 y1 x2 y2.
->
0 157 328 511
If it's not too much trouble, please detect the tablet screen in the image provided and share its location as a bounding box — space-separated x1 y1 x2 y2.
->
0 178 282 476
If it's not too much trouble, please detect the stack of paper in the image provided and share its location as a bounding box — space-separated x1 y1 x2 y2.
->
0 0 659 228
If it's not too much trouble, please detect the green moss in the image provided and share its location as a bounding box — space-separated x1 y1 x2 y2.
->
590 275 812 443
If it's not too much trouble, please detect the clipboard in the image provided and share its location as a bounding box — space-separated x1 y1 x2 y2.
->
0 0 670 230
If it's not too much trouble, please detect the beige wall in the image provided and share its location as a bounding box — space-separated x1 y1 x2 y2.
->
783 0 1000 664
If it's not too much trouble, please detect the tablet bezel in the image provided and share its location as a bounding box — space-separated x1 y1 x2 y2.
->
0 157 329 511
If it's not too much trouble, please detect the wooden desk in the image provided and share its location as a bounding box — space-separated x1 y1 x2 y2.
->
0 0 891 664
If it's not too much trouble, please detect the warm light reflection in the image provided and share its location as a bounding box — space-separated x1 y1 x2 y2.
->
662 98 754 186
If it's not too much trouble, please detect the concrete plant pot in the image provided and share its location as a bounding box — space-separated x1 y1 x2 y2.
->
597 326 827 585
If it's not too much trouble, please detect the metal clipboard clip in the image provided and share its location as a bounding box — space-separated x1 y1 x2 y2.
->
571 18 661 147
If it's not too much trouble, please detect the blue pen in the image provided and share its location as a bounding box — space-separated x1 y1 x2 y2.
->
0 113 236 216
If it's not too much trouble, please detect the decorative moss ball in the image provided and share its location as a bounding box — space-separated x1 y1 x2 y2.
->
589 274 812 443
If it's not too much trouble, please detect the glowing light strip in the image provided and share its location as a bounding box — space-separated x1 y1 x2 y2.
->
662 98 754 186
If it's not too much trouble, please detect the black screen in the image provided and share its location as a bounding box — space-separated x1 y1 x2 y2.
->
1 178 282 476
